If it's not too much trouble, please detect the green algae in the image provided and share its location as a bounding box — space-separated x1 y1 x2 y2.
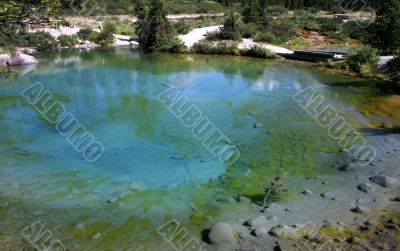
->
108 95 163 137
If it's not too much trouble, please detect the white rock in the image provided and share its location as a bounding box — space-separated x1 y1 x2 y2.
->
369 175 399 188
357 183 373 193
91 232 101 240
0 52 39 66
247 216 268 228
129 182 146 191
75 222 85 229
208 222 236 244
254 227 269 237
268 224 293 237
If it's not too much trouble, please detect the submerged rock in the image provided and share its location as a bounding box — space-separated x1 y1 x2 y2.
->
391 196 400 202
91 232 101 240
208 222 236 244
75 222 85 229
268 224 293 237
254 227 269 237
301 190 312 195
369 175 399 188
357 183 373 193
247 215 268 228
129 182 146 191
351 206 370 214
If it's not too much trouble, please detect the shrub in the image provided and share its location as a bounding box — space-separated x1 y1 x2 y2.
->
205 31 222 41
265 5 288 17
239 46 277 59
239 23 259 38
0 66 19 82
58 35 79 47
167 37 188 53
113 21 136 36
191 42 239 55
60 18 71 27
347 47 379 73
342 21 373 43
78 28 94 41
173 20 191 35
220 11 241 41
388 57 400 87
255 32 282 45
25 32 58 51
94 23 116 46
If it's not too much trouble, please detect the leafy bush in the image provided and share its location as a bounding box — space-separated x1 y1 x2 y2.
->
265 5 288 17
0 66 19 82
239 23 259 38
191 42 239 55
94 23 116 46
219 11 241 41
113 21 136 36
205 31 222 41
239 46 277 59
388 57 400 87
342 21 373 43
78 28 95 41
255 32 282 45
167 37 188 53
60 18 71 27
25 32 58 51
58 35 79 47
173 20 191 35
347 47 379 73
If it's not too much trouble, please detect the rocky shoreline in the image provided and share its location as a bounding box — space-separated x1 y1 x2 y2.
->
205 132 400 250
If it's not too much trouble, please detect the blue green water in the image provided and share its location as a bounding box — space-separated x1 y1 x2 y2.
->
0 48 374 250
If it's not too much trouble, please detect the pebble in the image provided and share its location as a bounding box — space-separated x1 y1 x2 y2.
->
347 236 360 244
391 196 400 202
107 197 117 204
75 222 85 229
208 222 236 244
254 227 268 237
129 182 146 191
268 224 292 237
351 206 370 214
369 175 399 188
357 183 373 193
247 215 268 228
91 232 101 240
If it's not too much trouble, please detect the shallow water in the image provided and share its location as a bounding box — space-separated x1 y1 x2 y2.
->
0 48 377 250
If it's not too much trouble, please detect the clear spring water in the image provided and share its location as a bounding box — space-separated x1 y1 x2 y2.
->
0 48 374 250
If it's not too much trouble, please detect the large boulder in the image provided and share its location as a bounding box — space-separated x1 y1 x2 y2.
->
0 52 39 66
208 222 236 244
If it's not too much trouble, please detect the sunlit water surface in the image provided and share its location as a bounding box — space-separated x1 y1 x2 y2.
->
0 49 374 249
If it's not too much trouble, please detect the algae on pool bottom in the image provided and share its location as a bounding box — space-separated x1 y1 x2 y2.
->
0 48 386 250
